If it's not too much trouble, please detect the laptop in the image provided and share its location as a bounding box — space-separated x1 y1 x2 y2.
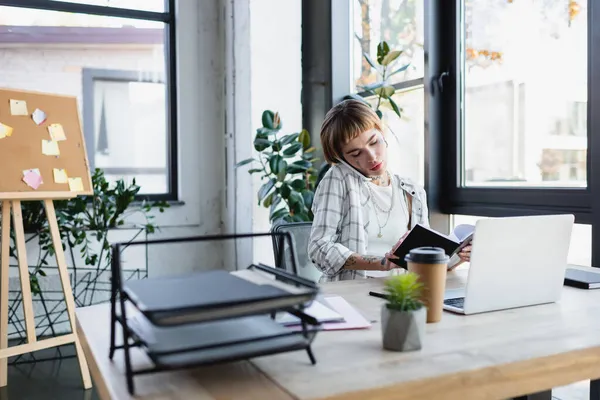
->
443 214 575 315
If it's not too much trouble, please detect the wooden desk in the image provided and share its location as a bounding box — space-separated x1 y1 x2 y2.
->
76 268 600 400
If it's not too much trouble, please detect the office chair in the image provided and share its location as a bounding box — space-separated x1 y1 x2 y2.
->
271 221 322 283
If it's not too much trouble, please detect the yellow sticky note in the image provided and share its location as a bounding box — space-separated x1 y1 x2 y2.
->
10 99 28 116
42 139 60 156
0 122 13 139
48 124 66 141
53 168 68 184
68 177 84 192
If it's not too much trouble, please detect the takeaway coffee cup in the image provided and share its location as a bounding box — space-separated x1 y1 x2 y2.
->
405 247 449 323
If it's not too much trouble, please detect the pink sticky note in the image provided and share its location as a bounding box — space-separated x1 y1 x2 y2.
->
23 171 43 190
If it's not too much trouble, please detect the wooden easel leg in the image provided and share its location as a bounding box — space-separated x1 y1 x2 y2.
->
11 201 36 345
0 201 11 387
44 200 92 390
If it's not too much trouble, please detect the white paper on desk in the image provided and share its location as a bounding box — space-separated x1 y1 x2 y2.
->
285 296 371 331
277 300 344 326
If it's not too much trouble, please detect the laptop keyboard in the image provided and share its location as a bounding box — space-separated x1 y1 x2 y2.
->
444 297 465 309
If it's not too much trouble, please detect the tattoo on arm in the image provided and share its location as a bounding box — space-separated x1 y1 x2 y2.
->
362 255 382 264
344 254 358 267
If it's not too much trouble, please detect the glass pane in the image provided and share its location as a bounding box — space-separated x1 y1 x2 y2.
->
48 0 166 13
461 0 587 188
453 215 591 267
366 87 425 186
0 6 169 195
352 0 424 92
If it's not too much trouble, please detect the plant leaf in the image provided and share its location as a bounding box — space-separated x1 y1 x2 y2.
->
381 50 402 66
388 63 410 77
363 52 378 69
283 142 303 156
362 82 384 92
302 190 314 209
235 158 255 168
373 86 395 99
269 154 284 174
280 182 292 199
298 129 311 149
388 97 402 118
257 178 276 204
280 133 300 146
254 137 272 152
262 110 275 129
377 41 390 64
291 179 306 191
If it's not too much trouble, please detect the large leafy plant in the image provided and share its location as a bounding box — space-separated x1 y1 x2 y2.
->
236 111 319 223
383 273 424 312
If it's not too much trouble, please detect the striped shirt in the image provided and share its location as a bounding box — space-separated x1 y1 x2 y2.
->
308 162 430 282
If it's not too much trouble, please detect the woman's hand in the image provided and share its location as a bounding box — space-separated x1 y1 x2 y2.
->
458 245 472 263
380 231 410 271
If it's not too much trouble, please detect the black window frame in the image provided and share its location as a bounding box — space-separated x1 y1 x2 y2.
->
0 0 178 202
427 0 600 264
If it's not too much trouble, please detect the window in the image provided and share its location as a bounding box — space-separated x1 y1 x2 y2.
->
352 0 424 92
429 0 600 265
0 0 176 199
461 0 587 188
351 0 425 182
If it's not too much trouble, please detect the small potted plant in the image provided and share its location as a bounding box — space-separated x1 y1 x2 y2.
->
380 272 427 352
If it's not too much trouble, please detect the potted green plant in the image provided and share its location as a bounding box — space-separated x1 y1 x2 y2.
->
381 272 427 352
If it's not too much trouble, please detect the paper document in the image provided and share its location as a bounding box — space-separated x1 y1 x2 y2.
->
42 139 60 156
53 168 68 184
48 123 66 141
10 99 28 116
0 122 12 139
277 299 344 326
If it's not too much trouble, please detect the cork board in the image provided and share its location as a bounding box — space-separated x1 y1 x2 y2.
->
0 88 92 200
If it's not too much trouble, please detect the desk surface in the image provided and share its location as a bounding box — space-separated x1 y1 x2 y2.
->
76 267 600 400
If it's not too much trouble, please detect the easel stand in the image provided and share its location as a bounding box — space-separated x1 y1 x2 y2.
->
0 199 91 389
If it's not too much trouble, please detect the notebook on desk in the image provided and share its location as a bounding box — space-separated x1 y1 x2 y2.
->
564 267 600 289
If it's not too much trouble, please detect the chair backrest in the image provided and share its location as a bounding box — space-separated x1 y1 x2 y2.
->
271 221 322 283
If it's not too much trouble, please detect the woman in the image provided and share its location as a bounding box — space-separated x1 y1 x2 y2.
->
308 99 470 282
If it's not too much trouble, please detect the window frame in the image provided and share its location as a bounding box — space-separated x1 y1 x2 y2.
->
0 0 178 201
427 0 600 264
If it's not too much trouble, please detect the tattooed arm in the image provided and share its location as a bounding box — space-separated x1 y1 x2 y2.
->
343 254 388 271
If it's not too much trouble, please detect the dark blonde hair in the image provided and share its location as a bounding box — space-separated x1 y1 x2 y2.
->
320 99 383 164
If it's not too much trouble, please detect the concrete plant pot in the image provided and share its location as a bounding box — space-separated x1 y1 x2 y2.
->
381 305 426 352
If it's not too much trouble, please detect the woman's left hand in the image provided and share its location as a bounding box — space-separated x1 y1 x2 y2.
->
458 245 472 263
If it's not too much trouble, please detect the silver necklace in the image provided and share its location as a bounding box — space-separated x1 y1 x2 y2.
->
366 171 395 238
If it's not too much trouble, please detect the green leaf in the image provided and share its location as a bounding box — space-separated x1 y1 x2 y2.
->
38 269 47 277
277 161 288 181
248 168 263 174
269 154 285 174
263 191 275 208
262 110 275 129
374 86 395 99
363 53 378 70
257 178 276 204
388 97 402 118
362 82 384 92
376 110 383 119
381 50 402 66
257 127 278 135
388 63 410 77
272 141 282 152
291 179 306 191
377 41 390 64
302 190 314 209
270 208 289 222
280 183 292 199
235 158 255 168
298 129 311 149
283 142 303 156
280 133 300 146
254 137 272 152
